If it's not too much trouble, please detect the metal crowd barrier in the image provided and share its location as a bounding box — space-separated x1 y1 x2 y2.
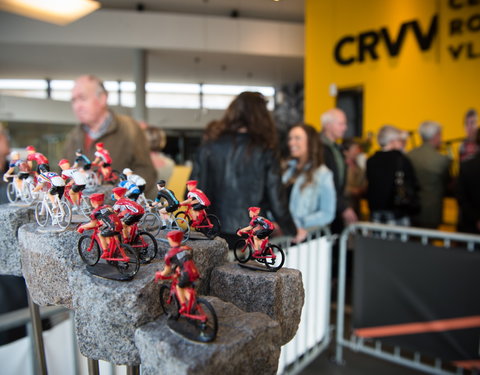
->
335 222 480 375
274 227 334 375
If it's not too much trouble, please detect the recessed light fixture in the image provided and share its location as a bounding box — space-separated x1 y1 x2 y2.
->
0 0 100 25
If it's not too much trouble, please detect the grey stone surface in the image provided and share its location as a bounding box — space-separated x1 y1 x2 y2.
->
156 237 229 295
18 223 82 308
71 262 162 365
209 262 304 345
135 296 282 375
0 204 33 276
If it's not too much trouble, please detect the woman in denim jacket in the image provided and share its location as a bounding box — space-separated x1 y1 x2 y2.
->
283 124 336 242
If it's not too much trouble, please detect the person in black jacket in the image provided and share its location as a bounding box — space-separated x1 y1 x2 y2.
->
189 91 298 248
366 125 419 225
457 130 480 234
320 108 358 234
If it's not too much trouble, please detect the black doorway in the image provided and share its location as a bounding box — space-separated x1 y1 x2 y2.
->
336 87 363 138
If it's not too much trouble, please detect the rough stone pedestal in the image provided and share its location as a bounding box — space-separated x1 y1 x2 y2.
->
0 204 33 276
71 262 161 365
209 263 304 345
18 224 82 308
135 296 282 375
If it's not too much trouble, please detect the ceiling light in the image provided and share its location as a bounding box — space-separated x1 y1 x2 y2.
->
0 0 100 25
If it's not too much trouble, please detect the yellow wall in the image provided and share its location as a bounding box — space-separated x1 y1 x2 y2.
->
305 0 480 145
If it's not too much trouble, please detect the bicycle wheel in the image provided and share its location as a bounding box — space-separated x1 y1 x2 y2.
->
175 211 192 225
22 182 34 205
56 201 72 230
6 182 17 203
115 244 140 277
171 217 190 241
78 235 100 266
108 169 120 184
159 284 180 320
34 201 49 227
200 214 220 239
79 198 92 217
133 231 158 263
85 172 98 190
233 239 251 263
141 212 161 236
263 244 285 271
193 298 218 342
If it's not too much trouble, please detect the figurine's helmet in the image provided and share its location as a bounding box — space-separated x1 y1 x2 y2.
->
75 148 83 154
10 151 20 160
38 164 49 173
186 180 198 188
89 193 104 203
58 159 70 167
167 230 184 244
112 187 127 198
26 145 35 152
248 207 261 215
122 168 132 175
95 142 104 149
157 180 166 187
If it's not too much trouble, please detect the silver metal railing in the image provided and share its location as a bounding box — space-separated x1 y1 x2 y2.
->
274 226 334 375
335 222 480 375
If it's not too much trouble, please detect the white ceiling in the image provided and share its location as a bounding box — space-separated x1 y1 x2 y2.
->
0 0 304 87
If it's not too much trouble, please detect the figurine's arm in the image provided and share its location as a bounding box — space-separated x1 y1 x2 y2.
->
2 166 15 182
78 219 98 233
32 182 44 193
237 225 253 236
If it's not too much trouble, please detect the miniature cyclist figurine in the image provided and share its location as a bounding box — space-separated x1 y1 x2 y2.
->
155 230 200 314
150 180 180 229
78 193 123 256
92 142 112 180
111 186 145 240
118 174 141 201
3 151 31 193
73 149 92 172
180 180 211 226
26 145 49 173
122 168 146 195
32 165 66 209
237 207 275 256
58 159 87 208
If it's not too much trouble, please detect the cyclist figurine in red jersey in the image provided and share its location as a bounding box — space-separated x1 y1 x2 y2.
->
26 145 50 173
180 180 211 226
78 193 123 257
237 206 275 256
92 142 112 181
112 186 145 240
155 230 200 314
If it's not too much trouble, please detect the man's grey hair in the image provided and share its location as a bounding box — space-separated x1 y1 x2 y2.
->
419 121 441 142
320 110 336 128
77 75 107 97
465 108 478 123
377 125 402 148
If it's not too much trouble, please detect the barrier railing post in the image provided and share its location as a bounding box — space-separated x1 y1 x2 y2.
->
27 292 48 375
334 226 350 365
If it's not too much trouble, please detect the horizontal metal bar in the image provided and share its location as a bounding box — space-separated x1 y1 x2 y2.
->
0 305 68 331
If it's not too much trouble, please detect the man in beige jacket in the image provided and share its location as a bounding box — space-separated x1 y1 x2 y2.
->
63 75 156 197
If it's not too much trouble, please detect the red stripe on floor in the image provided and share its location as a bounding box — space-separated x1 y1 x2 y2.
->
354 315 480 338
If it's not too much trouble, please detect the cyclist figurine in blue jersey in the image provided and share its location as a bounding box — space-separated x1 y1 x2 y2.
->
73 149 92 172
118 174 141 201
237 206 275 257
150 180 180 229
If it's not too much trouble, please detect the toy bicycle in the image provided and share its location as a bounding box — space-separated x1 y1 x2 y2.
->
35 193 72 231
6 175 37 205
141 205 190 240
63 184 92 217
77 226 139 278
158 274 218 342
121 220 158 264
234 230 285 271
91 162 120 185
175 204 220 240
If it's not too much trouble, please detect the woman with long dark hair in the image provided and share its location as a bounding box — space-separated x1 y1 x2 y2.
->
283 123 336 241
190 92 297 247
